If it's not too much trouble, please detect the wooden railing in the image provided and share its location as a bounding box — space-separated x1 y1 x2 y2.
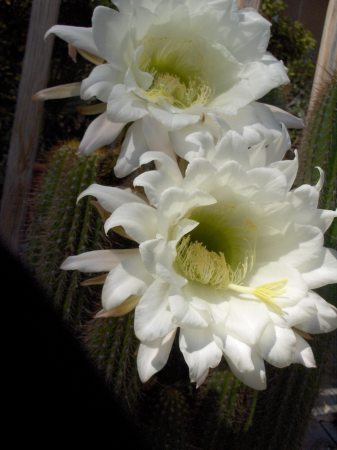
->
0 0 336 253
0 0 61 252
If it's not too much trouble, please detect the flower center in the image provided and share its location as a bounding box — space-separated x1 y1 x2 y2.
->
176 203 256 288
175 202 287 312
176 235 251 290
145 71 211 108
140 37 212 108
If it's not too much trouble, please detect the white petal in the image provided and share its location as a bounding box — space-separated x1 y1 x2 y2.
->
225 298 270 345
135 280 175 341
137 330 177 382
264 104 304 129
114 120 149 178
79 113 125 155
142 116 176 160
222 335 266 390
105 203 157 243
46 25 99 56
139 238 186 287
292 334 316 368
34 82 81 101
302 248 337 289
81 64 123 102
78 184 145 212
248 167 288 201
169 294 209 328
210 57 289 115
270 151 298 191
102 255 151 310
135 152 182 207
107 84 148 122
258 325 296 368
260 225 324 272
92 6 128 65
296 291 337 334
179 327 222 387
61 249 137 273
148 105 201 130
184 158 218 192
246 261 308 307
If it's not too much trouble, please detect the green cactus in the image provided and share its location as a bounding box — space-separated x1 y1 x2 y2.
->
299 73 337 252
26 140 104 323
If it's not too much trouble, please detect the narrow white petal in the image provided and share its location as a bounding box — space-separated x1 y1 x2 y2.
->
137 330 176 382
179 327 222 387
292 334 316 368
264 104 304 129
102 255 151 310
270 151 298 190
148 105 201 130
135 280 175 341
296 291 337 334
225 298 270 346
105 203 157 243
222 335 266 390
78 184 145 212
114 120 149 178
135 152 182 207
142 116 176 160
302 248 337 289
92 6 128 65
258 325 296 368
34 83 81 101
139 238 186 287
61 249 137 273
46 25 99 56
107 85 148 122
79 113 125 155
81 65 123 102
169 295 209 328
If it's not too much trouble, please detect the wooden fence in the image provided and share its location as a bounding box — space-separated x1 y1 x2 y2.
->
0 0 336 253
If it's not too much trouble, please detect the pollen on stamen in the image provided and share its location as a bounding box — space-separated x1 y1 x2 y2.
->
176 235 251 289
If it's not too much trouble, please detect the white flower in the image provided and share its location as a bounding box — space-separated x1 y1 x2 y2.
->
170 102 292 167
45 0 291 176
61 150 337 390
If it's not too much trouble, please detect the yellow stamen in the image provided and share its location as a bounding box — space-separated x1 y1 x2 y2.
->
144 72 211 108
176 236 252 289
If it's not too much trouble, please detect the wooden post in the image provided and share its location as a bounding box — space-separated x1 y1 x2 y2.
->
0 0 61 253
308 0 337 111
237 0 261 9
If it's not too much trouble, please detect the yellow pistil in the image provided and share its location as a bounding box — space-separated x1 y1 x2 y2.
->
228 279 288 314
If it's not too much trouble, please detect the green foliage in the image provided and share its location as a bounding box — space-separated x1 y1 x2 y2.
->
261 0 316 118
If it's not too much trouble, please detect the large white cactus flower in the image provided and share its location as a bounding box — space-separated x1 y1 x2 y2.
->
45 0 290 175
62 150 337 390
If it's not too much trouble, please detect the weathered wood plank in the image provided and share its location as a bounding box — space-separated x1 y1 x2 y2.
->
308 0 337 110
0 0 61 253
237 0 261 9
